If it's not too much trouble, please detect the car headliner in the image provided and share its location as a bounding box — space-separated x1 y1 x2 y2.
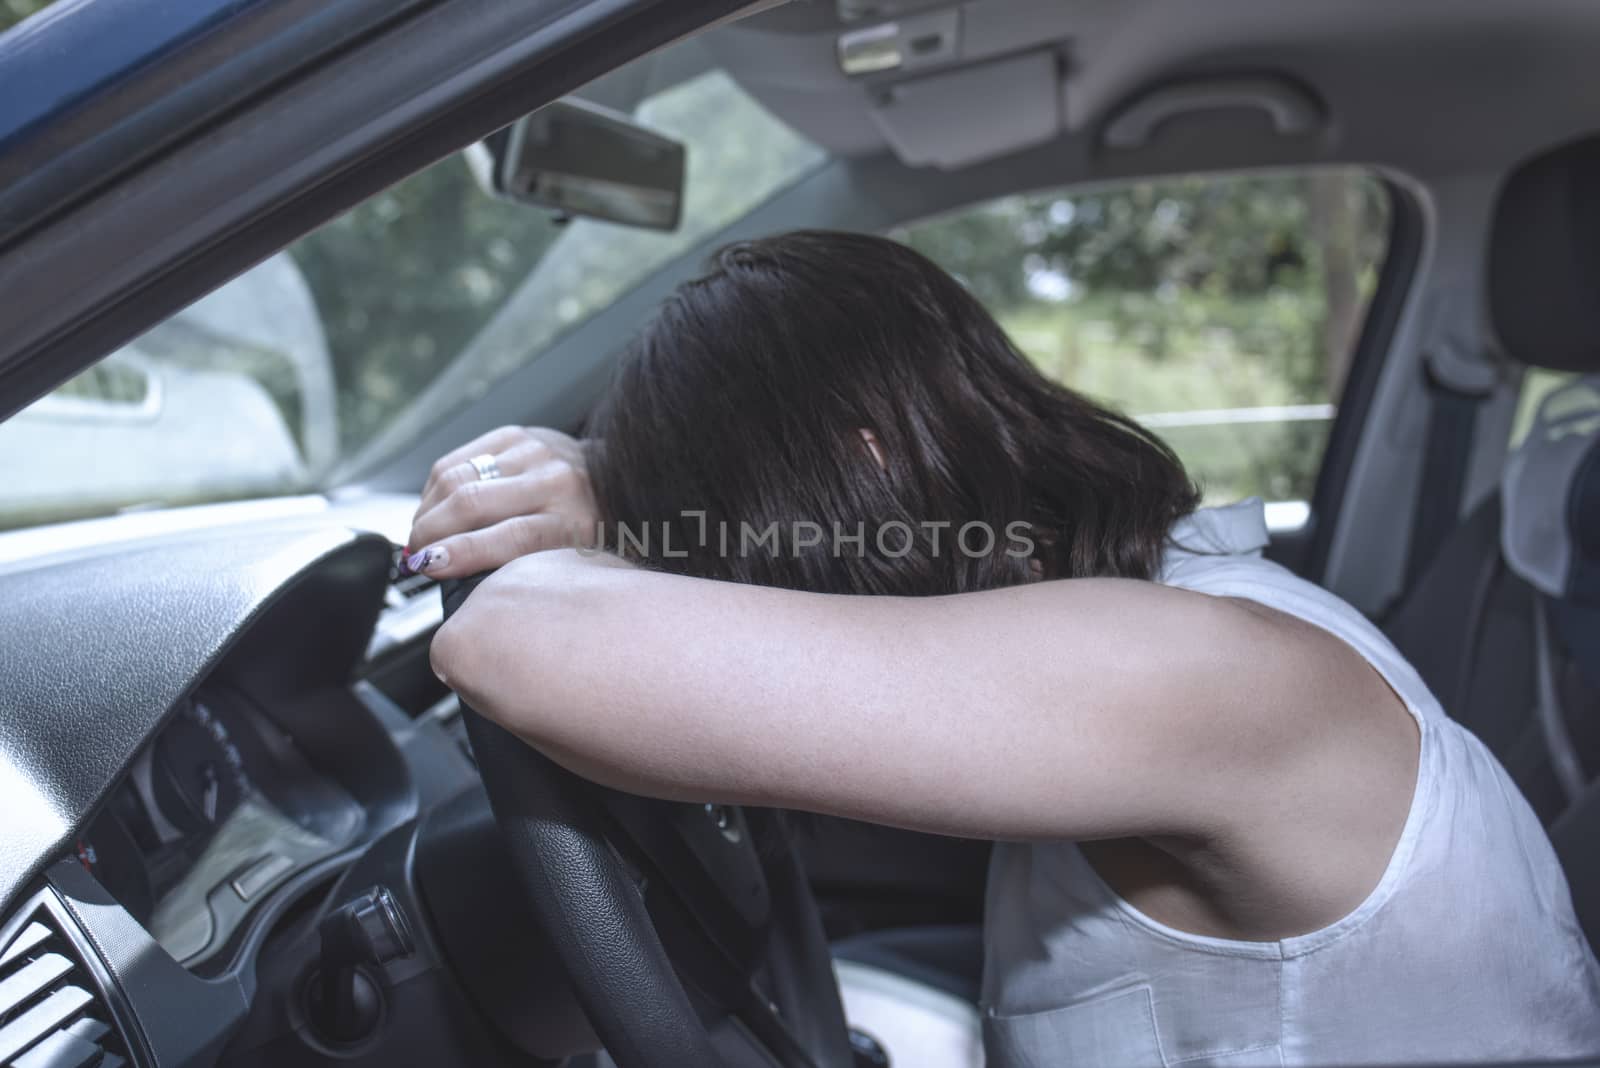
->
716 0 1600 182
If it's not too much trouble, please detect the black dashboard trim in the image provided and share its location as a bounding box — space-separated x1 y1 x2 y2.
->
0 524 392 919
0 873 151 1067
48 856 246 1068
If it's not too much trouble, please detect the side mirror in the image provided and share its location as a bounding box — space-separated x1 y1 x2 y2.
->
467 99 686 231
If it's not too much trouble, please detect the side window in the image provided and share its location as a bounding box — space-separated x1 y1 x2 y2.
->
894 169 1392 531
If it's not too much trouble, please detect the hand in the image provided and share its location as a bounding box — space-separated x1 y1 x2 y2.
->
405 426 598 580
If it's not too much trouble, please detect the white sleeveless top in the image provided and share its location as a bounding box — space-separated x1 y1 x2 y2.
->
981 500 1600 1066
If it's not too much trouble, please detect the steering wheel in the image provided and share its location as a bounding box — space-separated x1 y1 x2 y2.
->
442 576 856 1068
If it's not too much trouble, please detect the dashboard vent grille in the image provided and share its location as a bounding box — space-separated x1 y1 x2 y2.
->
392 571 437 602
369 556 443 662
0 910 131 1068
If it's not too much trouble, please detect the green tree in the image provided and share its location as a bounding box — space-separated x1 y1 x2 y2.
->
287 156 562 451
897 171 1391 504
901 172 1386 364
0 0 52 30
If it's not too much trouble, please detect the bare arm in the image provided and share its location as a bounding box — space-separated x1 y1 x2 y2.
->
429 548 1389 844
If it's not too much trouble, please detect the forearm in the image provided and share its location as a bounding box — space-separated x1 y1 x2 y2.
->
432 555 946 816
429 550 1304 839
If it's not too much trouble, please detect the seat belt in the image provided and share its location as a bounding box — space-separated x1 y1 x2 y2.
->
1404 345 1498 586
1534 596 1588 807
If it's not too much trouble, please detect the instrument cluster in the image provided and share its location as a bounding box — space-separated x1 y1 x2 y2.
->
75 688 363 970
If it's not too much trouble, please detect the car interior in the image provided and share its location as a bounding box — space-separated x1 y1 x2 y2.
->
1 0 1599 1066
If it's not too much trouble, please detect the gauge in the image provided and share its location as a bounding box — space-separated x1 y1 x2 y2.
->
151 699 251 835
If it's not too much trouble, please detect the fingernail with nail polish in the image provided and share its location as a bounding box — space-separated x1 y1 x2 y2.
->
407 546 448 574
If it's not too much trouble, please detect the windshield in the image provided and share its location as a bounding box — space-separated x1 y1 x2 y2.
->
0 65 825 531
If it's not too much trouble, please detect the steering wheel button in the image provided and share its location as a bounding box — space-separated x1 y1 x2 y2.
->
230 854 293 900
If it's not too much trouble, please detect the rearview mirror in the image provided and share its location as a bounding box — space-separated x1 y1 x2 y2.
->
467 99 686 231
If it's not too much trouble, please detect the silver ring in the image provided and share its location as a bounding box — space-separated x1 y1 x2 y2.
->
469 453 502 482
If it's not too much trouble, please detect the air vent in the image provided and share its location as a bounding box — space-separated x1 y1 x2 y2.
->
390 571 438 603
0 910 132 1068
369 561 444 662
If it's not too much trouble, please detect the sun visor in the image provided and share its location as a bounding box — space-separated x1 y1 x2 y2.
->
868 50 1061 169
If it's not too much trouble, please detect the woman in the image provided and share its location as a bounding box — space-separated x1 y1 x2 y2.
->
409 231 1600 1063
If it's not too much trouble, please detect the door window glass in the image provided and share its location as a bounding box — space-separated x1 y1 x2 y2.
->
895 169 1392 530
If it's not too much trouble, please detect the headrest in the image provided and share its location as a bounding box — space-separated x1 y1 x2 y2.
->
1489 135 1600 373
1503 375 1600 689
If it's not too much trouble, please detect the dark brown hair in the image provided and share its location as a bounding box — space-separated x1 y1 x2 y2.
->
585 230 1198 595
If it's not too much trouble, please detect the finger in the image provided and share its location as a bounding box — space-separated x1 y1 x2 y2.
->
430 425 529 478
416 462 477 521
419 444 559 522
409 469 565 550
494 439 564 479
417 426 531 515
406 514 588 579
417 427 586 519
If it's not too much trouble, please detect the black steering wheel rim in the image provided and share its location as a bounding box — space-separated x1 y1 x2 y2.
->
443 576 853 1068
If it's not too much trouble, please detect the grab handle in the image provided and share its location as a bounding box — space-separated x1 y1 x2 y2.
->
1102 77 1323 149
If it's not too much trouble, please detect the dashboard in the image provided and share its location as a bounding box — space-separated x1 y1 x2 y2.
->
0 502 534 1067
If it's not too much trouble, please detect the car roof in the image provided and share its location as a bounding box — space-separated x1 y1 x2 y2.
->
0 0 252 152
